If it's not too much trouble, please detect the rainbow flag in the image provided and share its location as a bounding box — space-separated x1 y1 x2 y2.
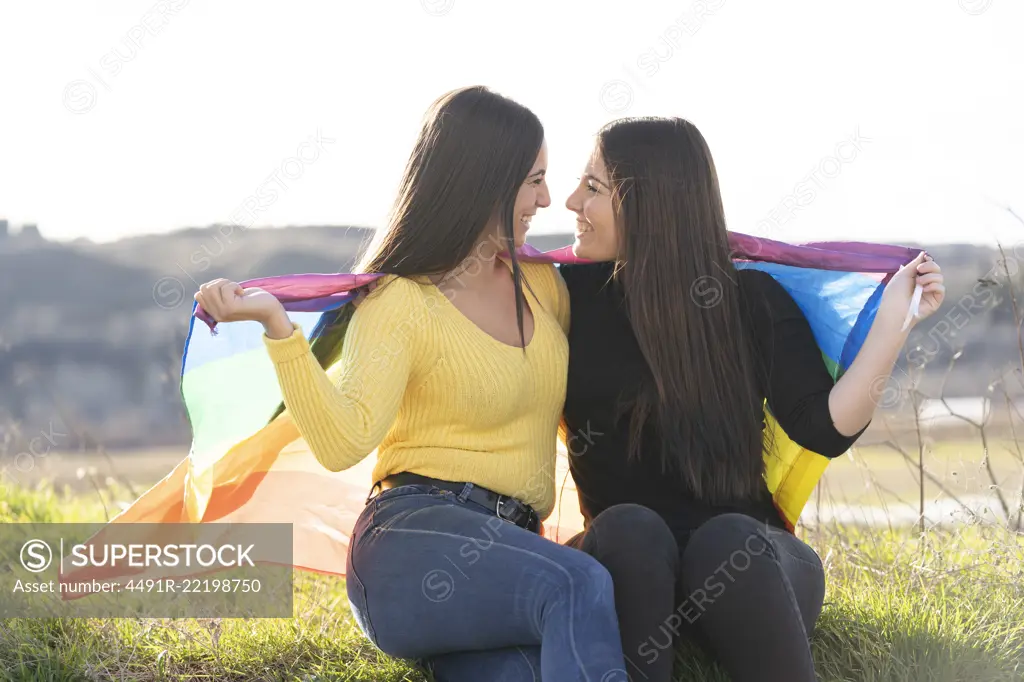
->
72 233 918 580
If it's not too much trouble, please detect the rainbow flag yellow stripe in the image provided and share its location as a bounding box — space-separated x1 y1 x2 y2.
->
62 234 916 586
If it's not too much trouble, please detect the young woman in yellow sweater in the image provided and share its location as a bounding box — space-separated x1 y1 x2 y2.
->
194 86 628 682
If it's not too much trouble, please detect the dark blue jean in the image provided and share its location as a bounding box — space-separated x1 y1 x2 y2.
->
346 482 628 682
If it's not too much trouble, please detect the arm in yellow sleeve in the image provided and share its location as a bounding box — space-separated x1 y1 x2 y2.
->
261 276 425 472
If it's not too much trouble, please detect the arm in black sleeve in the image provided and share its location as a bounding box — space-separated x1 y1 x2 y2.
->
740 269 869 458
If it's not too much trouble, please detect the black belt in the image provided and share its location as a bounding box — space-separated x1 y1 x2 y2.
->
370 472 541 533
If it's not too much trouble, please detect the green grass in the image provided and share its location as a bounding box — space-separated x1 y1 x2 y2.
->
1 481 1023 681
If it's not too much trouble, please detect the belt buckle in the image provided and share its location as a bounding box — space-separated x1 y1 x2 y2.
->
365 480 383 505
495 496 520 525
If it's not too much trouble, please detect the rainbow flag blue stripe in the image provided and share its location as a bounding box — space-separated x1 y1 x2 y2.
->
63 233 917 589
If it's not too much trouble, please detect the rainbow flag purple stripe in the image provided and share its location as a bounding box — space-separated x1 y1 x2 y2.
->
182 234 916 529
62 232 917 593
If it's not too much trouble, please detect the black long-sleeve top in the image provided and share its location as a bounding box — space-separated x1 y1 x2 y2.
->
559 262 868 540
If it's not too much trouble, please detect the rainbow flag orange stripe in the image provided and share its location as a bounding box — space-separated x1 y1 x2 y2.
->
64 234 917 586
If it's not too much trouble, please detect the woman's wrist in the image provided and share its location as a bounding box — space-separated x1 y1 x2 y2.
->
877 310 914 349
872 293 915 342
262 310 295 340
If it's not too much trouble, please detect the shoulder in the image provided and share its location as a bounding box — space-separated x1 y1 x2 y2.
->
558 261 615 294
517 260 566 305
357 274 437 316
516 260 565 294
346 275 438 364
737 266 781 292
736 267 806 328
738 268 798 309
517 260 558 285
364 274 421 299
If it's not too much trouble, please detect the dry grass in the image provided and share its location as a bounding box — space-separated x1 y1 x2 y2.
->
1 479 1022 681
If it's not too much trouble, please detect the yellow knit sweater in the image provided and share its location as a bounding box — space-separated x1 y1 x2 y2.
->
261 261 570 518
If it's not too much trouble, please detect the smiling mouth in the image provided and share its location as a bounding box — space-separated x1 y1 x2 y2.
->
575 219 593 235
520 214 534 229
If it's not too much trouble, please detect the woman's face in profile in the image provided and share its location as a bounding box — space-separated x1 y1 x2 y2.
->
565 148 619 261
510 142 551 248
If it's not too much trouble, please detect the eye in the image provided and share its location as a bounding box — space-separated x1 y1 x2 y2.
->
585 182 599 194
531 177 544 186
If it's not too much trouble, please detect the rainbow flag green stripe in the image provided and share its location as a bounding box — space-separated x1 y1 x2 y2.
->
172 237 914 528
58 233 917 593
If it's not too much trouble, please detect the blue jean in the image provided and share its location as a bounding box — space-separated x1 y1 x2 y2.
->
346 482 628 682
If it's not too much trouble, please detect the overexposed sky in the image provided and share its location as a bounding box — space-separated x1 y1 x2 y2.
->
1 0 1021 246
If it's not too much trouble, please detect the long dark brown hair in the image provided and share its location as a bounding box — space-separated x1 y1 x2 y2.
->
600 117 771 504
269 86 543 421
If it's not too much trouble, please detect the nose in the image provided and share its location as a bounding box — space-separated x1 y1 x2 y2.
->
536 182 551 209
565 185 582 213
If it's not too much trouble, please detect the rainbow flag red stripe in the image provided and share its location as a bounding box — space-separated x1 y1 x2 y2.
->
64 233 917 587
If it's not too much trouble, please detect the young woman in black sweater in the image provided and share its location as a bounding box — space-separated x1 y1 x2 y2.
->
559 117 944 682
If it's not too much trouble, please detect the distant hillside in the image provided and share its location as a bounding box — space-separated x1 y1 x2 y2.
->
0 224 1020 452
75 225 377 281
